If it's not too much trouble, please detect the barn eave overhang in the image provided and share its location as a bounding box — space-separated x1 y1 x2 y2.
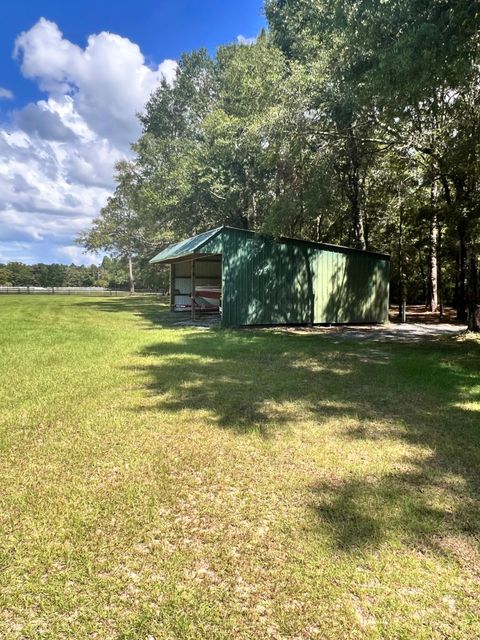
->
149 226 223 265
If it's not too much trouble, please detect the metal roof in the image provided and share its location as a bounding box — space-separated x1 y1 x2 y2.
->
219 226 390 259
149 227 223 264
150 225 390 264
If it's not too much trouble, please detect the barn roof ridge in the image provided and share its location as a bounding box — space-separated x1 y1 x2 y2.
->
149 225 390 264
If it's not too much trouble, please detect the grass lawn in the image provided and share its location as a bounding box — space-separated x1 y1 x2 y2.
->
1 295 479 639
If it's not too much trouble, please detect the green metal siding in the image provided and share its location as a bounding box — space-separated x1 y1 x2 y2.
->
201 227 389 326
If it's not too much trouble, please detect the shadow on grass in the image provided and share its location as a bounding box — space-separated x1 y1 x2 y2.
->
78 296 480 554
73 296 173 328
309 337 480 552
130 326 480 554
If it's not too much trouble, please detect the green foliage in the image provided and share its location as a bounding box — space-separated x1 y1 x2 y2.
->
0 259 164 291
77 0 479 322
77 160 149 259
264 0 479 319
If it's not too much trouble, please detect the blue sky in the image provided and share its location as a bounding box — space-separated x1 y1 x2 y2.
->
0 1 266 264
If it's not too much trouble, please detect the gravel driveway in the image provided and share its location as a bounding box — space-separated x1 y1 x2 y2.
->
325 322 467 342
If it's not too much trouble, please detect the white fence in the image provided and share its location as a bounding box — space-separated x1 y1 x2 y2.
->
0 287 161 296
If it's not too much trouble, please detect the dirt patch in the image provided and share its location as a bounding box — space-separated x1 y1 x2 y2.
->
388 304 459 324
263 322 467 342
329 323 467 342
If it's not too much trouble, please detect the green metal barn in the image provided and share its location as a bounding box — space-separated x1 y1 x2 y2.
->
150 226 390 326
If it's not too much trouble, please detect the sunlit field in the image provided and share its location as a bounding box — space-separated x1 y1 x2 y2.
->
1 295 479 639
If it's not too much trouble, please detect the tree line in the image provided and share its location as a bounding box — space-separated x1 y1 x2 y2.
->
0 257 165 290
79 0 480 329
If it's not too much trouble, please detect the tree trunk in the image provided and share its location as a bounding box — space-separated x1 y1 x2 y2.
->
346 125 366 250
457 223 467 322
426 182 440 312
127 255 135 294
398 187 407 322
467 249 479 332
419 255 426 303
426 212 438 312
315 215 322 242
438 220 444 318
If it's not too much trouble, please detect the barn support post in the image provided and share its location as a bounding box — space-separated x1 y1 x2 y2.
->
191 259 196 320
169 264 175 312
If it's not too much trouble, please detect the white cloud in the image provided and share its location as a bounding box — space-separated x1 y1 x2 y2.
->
0 18 178 265
59 245 99 265
0 241 36 264
14 18 177 148
236 35 256 46
15 102 77 141
0 87 14 99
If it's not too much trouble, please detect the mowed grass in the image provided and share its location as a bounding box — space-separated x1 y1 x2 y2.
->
1 296 479 639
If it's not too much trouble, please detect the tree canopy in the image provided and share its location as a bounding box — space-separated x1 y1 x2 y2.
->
0 258 166 291
78 0 480 328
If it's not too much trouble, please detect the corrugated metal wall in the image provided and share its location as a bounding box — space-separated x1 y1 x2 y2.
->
201 228 389 326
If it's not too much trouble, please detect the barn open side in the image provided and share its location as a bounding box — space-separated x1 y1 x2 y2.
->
169 256 222 320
